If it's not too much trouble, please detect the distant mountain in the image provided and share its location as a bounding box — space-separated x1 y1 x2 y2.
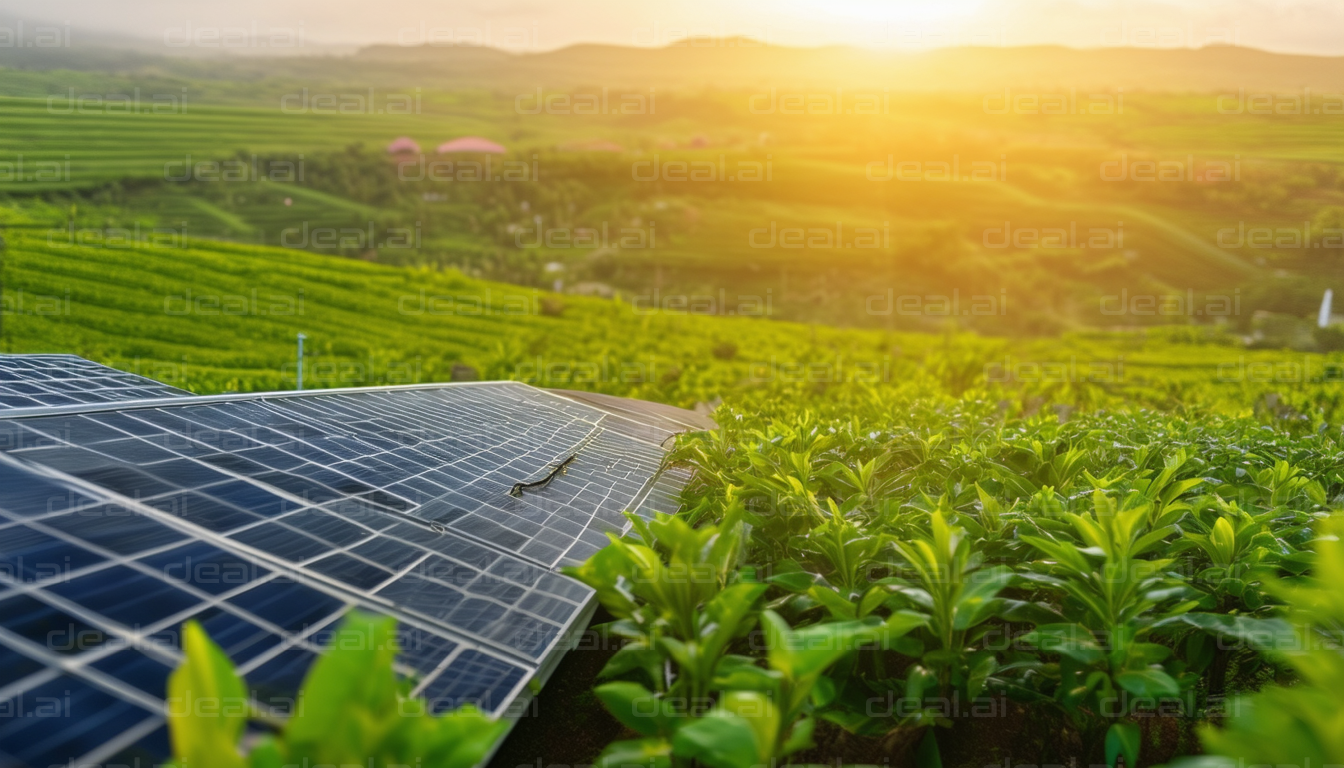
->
4 19 1344 93
344 40 1344 92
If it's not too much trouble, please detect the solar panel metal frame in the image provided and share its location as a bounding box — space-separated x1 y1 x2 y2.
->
0 376 705 767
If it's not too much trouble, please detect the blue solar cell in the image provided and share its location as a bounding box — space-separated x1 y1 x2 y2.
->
198 479 292 517
37 508 188 556
86 412 164 437
229 524 331 562
90 649 174 697
46 566 199 628
375 576 467 630
392 625 460 676
306 554 393 590
0 675 157 766
138 458 235 488
282 509 373 547
65 465 176 500
0 356 189 412
0 593 114 655
137 541 270 596
444 598 507 635
152 607 281 666
0 464 93 518
0 526 106 582
419 556 479 588
0 643 45 688
0 422 62 451
86 438 178 465
21 416 130 444
148 492 262 533
518 592 579 623
225 578 346 633
251 472 341 503
350 537 424 571
486 611 559 656
198 452 271 476
106 722 171 764
418 650 526 715
245 647 319 708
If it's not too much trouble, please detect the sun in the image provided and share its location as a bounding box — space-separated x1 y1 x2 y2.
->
781 0 989 24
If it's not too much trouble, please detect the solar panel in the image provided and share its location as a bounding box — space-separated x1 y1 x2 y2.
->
0 360 711 767
0 355 191 410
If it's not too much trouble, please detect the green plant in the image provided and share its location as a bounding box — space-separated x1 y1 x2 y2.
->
1016 491 1198 767
167 612 508 768
1169 516 1344 767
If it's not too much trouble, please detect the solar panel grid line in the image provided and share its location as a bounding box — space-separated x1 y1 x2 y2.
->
71 713 166 768
0 621 174 715
0 524 535 729
0 441 599 669
532 386 716 447
0 527 327 676
0 656 60 704
0 355 192 410
0 452 567 671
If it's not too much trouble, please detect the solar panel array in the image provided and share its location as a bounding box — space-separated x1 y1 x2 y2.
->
0 359 711 768
0 355 191 409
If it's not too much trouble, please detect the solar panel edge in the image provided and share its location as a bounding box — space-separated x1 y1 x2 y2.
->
0 378 533 421
469 595 600 768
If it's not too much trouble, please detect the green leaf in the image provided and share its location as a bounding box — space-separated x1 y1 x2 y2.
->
284 612 399 749
769 571 817 592
593 738 673 768
966 652 997 700
1023 623 1103 664
167 620 249 768
952 565 1014 629
915 727 942 768
1210 516 1238 564
1173 614 1297 653
672 712 764 768
246 737 284 768
767 559 816 593
1115 668 1181 698
780 714 817 756
857 584 890 619
599 644 663 682
594 682 676 737
808 584 858 620
1105 721 1141 768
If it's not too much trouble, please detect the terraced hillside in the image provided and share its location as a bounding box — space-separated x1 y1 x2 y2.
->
3 220 1343 424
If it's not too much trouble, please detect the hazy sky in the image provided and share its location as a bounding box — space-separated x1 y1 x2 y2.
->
5 0 1344 55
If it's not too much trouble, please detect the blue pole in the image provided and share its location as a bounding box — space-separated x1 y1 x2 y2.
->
296 333 306 390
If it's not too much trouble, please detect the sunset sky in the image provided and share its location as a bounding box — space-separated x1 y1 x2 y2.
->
5 0 1344 55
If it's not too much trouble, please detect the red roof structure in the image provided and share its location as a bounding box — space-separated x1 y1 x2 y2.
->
386 136 421 154
436 137 507 154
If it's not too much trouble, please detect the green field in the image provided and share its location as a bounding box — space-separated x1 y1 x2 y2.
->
5 74 1344 333
5 220 1343 423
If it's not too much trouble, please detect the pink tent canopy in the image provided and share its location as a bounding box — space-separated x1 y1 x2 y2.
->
387 137 421 154
436 137 507 154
